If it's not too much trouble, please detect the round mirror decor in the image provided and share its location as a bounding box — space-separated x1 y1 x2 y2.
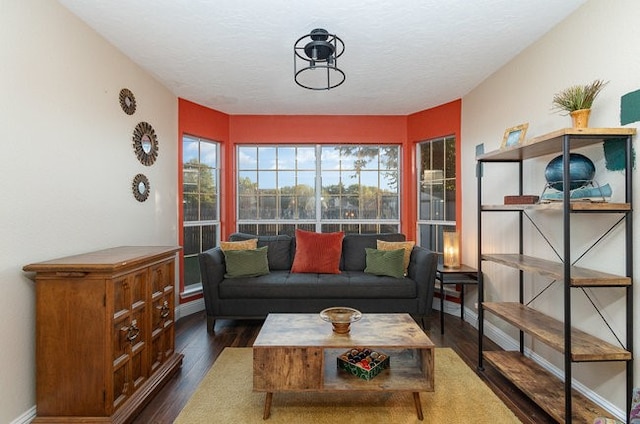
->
132 173 150 202
132 121 158 166
119 88 136 115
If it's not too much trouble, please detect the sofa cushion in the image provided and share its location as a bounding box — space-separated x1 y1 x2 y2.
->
291 229 344 274
376 239 415 275
217 270 417 299
342 233 406 271
229 233 293 270
222 246 269 278
364 248 405 278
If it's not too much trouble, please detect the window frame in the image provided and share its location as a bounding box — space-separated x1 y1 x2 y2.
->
416 135 456 253
236 144 401 235
182 135 221 293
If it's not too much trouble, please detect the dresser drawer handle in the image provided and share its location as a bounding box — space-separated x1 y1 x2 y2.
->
159 301 170 319
126 320 140 343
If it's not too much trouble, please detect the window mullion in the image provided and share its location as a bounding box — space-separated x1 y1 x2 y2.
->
315 144 322 232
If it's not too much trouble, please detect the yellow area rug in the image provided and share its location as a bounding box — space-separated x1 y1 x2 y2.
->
174 347 521 423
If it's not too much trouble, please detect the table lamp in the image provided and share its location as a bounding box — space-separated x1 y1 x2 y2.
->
443 230 460 268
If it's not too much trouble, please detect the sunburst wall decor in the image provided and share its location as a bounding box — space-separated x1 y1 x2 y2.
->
119 88 136 115
132 121 158 166
132 173 150 202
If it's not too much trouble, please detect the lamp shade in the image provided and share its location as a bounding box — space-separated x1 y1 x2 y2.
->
443 230 460 268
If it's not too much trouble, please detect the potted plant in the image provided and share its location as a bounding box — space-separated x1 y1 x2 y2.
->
552 79 608 128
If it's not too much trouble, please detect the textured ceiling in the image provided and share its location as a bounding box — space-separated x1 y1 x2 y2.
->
57 0 587 115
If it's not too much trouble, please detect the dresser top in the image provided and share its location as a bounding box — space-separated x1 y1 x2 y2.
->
23 246 181 273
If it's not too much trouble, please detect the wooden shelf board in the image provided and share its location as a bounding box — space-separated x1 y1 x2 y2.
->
483 302 631 361
482 254 631 287
569 202 631 211
483 351 617 423
482 202 630 212
477 127 636 162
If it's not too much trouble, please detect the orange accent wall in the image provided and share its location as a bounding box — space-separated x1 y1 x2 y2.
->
179 98 230 141
177 98 461 302
230 115 406 143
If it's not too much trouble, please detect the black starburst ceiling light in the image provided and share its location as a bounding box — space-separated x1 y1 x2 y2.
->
294 28 345 90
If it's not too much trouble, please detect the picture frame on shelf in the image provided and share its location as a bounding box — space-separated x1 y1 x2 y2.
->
501 123 529 149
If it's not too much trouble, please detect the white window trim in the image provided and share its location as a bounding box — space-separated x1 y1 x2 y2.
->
236 144 401 232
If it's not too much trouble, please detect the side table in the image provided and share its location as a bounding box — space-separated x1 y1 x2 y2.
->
435 264 478 334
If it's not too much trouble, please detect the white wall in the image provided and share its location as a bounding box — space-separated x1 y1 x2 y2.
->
1 1 178 422
462 0 640 417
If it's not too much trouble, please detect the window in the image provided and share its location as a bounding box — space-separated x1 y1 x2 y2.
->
417 136 456 252
237 145 400 235
319 145 399 234
183 135 220 290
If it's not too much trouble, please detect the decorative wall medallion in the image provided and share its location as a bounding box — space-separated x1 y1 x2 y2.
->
132 174 150 202
132 121 158 166
119 88 137 115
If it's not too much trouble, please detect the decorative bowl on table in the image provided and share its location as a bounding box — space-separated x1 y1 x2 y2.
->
320 307 362 334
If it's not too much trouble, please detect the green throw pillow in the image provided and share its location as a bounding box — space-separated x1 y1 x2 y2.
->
223 246 270 278
364 248 405 279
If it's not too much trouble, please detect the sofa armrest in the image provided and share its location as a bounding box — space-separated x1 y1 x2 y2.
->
198 247 226 323
407 246 438 318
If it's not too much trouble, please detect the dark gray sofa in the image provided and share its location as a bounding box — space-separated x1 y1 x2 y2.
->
198 232 438 333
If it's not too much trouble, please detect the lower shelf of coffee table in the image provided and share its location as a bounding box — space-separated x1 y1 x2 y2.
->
253 347 433 393
323 348 433 391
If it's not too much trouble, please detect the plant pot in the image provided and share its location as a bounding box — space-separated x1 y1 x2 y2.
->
570 108 591 128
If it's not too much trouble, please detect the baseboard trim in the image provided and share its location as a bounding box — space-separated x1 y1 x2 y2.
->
175 296 205 320
10 406 35 424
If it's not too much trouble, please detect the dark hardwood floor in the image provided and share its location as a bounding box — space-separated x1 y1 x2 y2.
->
132 310 556 424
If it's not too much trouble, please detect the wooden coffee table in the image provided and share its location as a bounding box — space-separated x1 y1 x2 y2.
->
253 313 435 420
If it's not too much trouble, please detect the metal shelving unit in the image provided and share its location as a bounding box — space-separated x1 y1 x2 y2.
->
476 128 635 423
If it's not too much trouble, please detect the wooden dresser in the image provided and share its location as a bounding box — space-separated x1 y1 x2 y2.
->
24 246 183 424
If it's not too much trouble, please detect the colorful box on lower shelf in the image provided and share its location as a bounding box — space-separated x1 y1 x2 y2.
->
337 348 390 380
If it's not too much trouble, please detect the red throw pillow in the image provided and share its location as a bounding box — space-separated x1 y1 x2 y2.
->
291 229 344 274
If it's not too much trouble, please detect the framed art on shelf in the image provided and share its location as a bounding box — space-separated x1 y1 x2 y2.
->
501 123 528 149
